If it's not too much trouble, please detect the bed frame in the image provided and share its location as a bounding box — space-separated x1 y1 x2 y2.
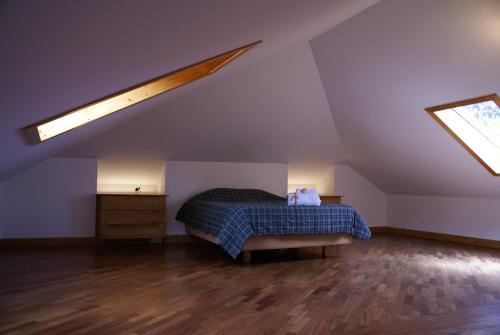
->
186 226 352 263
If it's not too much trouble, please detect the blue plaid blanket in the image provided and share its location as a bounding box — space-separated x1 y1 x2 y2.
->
176 188 371 258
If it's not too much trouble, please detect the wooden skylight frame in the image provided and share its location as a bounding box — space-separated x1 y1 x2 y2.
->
22 40 262 145
426 94 500 176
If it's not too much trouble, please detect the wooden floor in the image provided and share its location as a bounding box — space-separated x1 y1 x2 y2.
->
2 235 500 334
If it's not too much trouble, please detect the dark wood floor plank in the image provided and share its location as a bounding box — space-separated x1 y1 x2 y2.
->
1 234 500 334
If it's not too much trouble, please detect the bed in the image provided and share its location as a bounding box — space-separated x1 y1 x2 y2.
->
175 188 371 262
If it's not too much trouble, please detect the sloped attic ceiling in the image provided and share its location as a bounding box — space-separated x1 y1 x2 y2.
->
311 0 500 198
60 42 343 163
0 0 378 180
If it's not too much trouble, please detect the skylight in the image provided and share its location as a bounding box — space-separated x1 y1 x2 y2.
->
426 94 500 175
22 41 261 145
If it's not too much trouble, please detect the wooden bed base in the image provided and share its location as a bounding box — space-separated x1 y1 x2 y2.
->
186 226 352 263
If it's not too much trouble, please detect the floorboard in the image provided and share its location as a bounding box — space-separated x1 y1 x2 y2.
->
1 234 500 334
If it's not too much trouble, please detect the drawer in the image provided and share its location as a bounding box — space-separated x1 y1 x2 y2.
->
100 210 164 225
99 224 165 239
99 195 164 210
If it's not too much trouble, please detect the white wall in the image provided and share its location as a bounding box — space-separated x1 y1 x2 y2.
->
159 163 166 195
334 164 386 227
97 159 166 194
3 158 97 238
287 164 335 195
387 195 500 240
166 161 288 235
0 182 5 238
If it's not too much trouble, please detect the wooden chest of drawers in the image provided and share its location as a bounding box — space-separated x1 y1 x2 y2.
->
319 195 343 204
96 194 166 239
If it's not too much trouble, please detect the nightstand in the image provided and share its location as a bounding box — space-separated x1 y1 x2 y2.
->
320 195 343 204
96 194 166 239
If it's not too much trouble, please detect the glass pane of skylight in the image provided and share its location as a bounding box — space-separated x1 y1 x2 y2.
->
454 101 500 146
434 99 500 174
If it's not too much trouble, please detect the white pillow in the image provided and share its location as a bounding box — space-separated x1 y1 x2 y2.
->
292 188 321 206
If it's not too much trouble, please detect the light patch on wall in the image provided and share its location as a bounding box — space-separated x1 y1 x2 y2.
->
287 163 335 195
287 183 317 193
426 94 500 175
21 41 261 145
97 159 166 194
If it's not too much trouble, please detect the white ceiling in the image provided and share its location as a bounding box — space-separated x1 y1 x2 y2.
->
60 42 343 164
0 0 377 179
2 0 500 198
311 0 500 197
